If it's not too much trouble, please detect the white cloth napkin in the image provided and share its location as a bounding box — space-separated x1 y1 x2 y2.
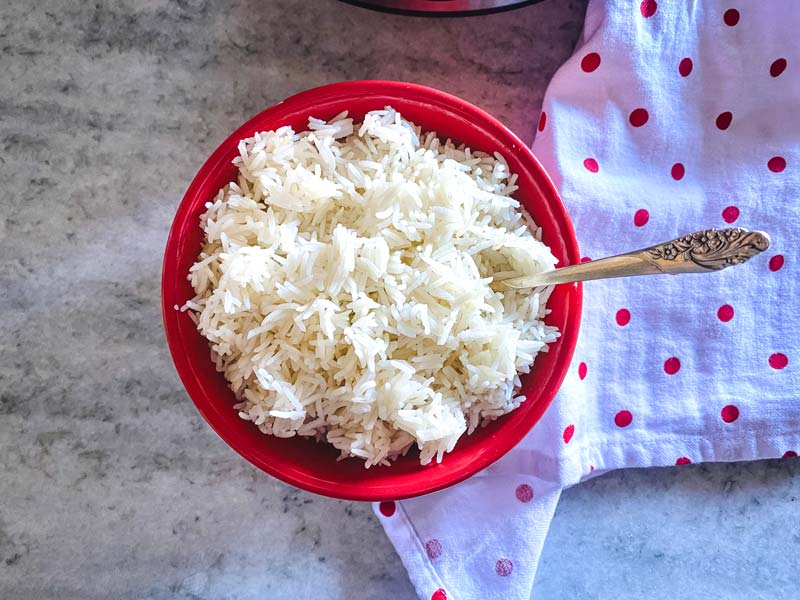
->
375 1 799 598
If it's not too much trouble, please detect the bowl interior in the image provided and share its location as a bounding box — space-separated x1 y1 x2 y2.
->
162 81 581 501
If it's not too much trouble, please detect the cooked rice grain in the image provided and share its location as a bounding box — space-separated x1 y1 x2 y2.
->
185 108 558 467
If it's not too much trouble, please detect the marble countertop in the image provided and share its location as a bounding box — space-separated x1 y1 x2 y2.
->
2 1 798 598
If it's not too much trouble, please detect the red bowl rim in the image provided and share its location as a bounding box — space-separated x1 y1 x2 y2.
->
162 80 581 501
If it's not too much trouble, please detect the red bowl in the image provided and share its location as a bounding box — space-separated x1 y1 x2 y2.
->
162 81 581 501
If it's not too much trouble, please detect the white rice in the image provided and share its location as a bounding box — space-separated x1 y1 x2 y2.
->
184 107 559 467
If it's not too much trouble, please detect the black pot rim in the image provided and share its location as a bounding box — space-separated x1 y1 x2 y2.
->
337 0 543 18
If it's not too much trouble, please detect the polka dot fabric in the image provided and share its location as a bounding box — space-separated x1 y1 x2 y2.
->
376 3 799 599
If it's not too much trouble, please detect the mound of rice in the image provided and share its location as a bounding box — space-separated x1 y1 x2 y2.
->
184 107 559 467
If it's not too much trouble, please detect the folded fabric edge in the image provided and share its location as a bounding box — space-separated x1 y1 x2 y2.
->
374 431 800 600
373 502 452 600
487 431 800 485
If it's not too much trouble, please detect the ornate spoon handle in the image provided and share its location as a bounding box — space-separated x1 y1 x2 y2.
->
494 228 771 290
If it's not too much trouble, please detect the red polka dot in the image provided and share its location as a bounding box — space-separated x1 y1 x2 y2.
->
515 483 534 503
633 209 649 227
768 156 786 173
563 424 575 444
769 353 788 370
614 410 633 428
671 162 685 180
769 58 788 77
722 205 739 223
715 111 733 130
581 256 592 263
664 357 681 375
678 57 693 77
723 8 740 26
783 451 798 459
717 304 734 322
379 501 396 517
581 52 602 73
578 362 587 380
583 158 599 173
425 539 443 560
538 111 547 132
769 254 784 271
640 0 657 18
495 558 513 577
676 457 692 465
721 404 739 423
629 108 649 127
431 589 447 600
616 308 631 326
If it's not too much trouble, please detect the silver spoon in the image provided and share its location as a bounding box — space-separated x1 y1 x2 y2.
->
492 227 770 291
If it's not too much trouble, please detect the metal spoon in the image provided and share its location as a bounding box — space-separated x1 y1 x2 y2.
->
492 228 770 291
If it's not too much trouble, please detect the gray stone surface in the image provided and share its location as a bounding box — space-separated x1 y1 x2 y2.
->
538 461 800 600
1 1 797 599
